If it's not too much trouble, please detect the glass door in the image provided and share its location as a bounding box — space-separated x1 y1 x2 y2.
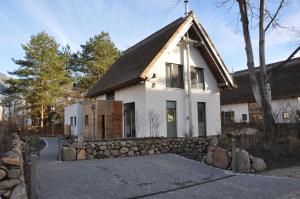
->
197 102 206 137
166 101 177 137
124 102 135 138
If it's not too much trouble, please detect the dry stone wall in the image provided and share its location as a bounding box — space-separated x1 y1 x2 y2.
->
62 137 208 161
0 134 27 199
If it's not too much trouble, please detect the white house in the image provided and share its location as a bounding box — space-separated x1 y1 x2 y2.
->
64 102 83 137
221 57 300 124
85 11 236 138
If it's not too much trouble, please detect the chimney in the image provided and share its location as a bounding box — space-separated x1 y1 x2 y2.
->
184 0 189 16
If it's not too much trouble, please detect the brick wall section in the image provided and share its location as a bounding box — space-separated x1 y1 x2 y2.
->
61 137 208 161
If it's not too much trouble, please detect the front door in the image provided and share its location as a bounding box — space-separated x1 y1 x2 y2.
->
197 102 206 137
124 102 135 138
166 101 177 137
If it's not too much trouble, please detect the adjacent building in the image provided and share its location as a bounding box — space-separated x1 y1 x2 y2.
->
221 57 300 124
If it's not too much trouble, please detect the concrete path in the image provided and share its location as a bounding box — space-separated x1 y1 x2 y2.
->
36 138 300 199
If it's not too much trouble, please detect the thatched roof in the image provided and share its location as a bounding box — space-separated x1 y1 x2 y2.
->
221 57 300 105
87 12 236 98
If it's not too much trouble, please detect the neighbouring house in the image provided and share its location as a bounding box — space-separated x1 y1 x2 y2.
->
221 57 300 124
78 11 235 140
64 102 83 137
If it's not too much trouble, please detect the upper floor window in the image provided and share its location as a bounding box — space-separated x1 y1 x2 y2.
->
191 67 204 90
106 91 115 100
70 116 73 126
166 63 184 88
84 115 89 126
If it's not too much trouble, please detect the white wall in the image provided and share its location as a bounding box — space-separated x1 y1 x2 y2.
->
221 103 249 123
221 97 300 123
64 102 83 136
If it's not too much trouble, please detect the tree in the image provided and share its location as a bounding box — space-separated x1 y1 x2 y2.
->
6 31 71 128
219 0 300 140
72 32 120 92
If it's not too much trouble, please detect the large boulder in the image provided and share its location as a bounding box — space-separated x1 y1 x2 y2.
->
0 167 7 180
1 152 22 167
62 147 76 161
9 182 27 199
252 157 267 172
76 150 86 160
0 179 20 190
213 147 229 169
233 149 251 173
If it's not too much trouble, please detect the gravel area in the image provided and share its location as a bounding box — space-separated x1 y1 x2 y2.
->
36 138 300 199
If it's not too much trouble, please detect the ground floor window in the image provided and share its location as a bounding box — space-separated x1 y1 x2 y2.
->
197 102 206 137
124 102 135 138
221 111 235 124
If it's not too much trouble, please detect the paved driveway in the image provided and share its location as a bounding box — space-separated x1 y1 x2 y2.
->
36 138 300 199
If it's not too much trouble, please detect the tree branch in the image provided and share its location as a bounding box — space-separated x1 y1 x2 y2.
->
267 46 300 82
264 0 285 32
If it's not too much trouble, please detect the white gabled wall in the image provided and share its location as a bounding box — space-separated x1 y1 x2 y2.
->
64 102 83 136
143 19 221 137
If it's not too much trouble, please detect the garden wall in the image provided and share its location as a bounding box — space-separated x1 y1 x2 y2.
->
61 137 208 161
0 134 27 199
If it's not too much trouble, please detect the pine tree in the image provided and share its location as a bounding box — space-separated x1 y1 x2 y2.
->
6 32 71 127
73 31 120 92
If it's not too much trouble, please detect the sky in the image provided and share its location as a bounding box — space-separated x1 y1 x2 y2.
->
0 0 300 76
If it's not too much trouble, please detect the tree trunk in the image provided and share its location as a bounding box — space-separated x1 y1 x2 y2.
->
40 105 44 128
237 0 263 107
259 0 275 138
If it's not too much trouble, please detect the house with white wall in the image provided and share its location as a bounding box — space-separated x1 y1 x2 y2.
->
221 57 300 124
84 11 236 139
64 102 83 137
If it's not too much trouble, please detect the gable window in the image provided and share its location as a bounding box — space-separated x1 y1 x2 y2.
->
283 112 289 119
84 115 89 126
106 91 115 100
74 116 77 126
191 67 204 90
166 63 184 88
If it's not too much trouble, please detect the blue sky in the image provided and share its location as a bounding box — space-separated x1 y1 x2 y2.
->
0 0 300 76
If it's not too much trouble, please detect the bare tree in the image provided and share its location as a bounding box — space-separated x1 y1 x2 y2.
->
146 110 162 137
219 0 300 140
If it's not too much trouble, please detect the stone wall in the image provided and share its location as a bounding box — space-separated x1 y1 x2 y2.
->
0 134 27 199
61 137 208 161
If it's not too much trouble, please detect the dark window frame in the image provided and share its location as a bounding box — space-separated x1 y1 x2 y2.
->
166 63 184 89
242 114 247 121
70 116 73 126
191 66 205 90
84 115 89 126
106 91 115 100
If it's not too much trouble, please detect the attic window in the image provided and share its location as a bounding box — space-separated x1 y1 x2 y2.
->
166 63 184 88
106 91 115 100
191 67 204 90
283 112 289 119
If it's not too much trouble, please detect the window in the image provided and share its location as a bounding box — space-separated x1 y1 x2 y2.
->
166 101 177 137
283 112 289 119
166 63 184 88
242 114 247 121
124 103 136 138
74 116 76 126
84 115 89 126
191 67 204 90
224 111 235 124
70 117 73 126
106 91 115 100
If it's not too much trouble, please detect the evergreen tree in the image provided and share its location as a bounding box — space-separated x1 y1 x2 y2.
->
6 31 71 127
73 31 120 92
